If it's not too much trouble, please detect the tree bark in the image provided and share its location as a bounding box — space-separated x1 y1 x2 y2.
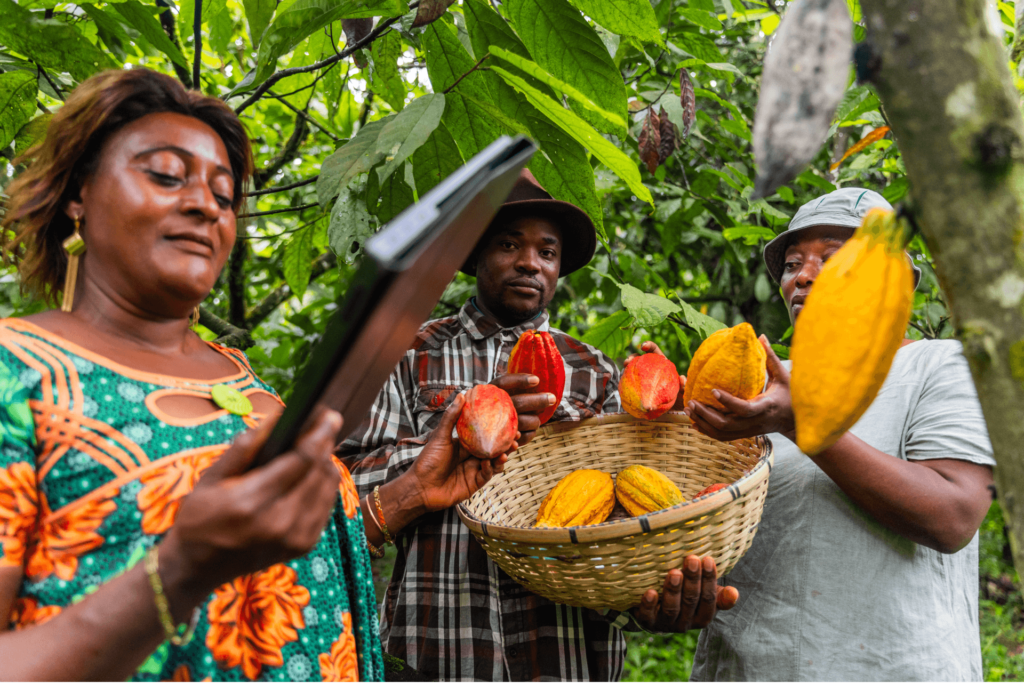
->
859 0 1024 569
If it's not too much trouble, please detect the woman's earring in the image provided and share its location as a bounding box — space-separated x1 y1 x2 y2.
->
61 217 86 313
191 306 201 330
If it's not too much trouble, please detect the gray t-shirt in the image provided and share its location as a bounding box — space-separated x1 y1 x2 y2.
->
691 340 996 682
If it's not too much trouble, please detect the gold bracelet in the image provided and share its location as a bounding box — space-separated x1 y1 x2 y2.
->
365 537 386 559
144 545 199 646
373 485 394 545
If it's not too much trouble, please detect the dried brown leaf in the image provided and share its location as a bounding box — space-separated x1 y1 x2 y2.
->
658 105 677 163
343 18 373 68
412 0 456 28
679 69 696 139
638 109 661 175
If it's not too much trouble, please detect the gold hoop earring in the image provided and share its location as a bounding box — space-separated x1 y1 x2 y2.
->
61 217 86 313
191 306 201 329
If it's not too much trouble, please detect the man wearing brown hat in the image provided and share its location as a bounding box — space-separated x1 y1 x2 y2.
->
337 170 730 681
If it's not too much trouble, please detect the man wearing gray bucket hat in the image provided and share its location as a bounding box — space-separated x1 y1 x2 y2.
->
686 188 996 681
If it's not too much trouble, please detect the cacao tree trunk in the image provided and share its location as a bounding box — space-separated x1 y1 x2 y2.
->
859 0 1024 570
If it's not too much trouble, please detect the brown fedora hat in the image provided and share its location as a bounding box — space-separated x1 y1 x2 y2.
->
460 168 597 277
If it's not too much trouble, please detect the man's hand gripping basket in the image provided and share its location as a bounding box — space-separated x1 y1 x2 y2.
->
456 413 774 611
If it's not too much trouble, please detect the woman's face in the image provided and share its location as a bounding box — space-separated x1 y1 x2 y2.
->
67 111 237 318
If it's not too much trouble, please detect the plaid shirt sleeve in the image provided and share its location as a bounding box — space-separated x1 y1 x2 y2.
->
335 350 428 498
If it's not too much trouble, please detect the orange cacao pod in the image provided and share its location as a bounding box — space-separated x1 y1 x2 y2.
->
456 384 518 458
507 330 566 425
619 353 680 420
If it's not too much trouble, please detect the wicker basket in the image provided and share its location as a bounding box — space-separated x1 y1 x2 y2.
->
456 412 773 611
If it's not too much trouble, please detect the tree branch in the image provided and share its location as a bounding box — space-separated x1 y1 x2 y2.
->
199 306 254 349
230 4 419 114
35 64 64 102
267 90 341 142
246 175 319 197
227 239 248 328
157 0 193 87
254 113 309 188
860 0 1024 574
238 202 320 218
246 251 339 327
443 53 491 94
192 0 203 89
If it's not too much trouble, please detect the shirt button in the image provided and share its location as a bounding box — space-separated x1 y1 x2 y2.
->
508 648 518 657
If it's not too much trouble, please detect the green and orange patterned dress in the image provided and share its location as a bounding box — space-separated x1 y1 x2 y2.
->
0 318 383 682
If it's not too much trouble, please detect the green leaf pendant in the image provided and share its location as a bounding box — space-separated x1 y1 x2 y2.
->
211 384 254 416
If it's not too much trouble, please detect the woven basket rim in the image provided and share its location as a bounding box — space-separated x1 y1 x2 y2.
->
456 411 774 544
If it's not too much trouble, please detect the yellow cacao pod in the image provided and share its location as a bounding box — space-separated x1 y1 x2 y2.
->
614 465 684 516
535 470 615 528
790 208 914 456
683 322 767 411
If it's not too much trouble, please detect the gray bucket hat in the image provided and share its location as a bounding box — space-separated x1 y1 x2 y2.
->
763 187 922 288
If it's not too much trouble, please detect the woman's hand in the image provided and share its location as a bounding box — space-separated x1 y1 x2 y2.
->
404 393 514 514
684 336 795 441
631 556 739 632
158 408 343 617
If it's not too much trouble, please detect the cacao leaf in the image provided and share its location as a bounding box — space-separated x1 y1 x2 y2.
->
566 0 664 47
488 46 627 133
111 0 189 68
374 93 445 183
370 30 406 111
657 105 677 163
423 22 502 158
722 225 777 245
0 71 37 152
317 118 388 205
0 0 115 81
581 310 632 359
14 113 50 155
376 162 416 224
506 0 628 138
638 110 661 175
282 224 316 300
412 0 455 27
751 0 853 198
463 0 605 237
678 8 723 31
412 121 464 195
677 298 727 339
679 69 696 139
827 85 880 137
328 184 376 264
256 1 407 86
343 17 372 67
491 65 653 206
672 31 722 65
619 283 680 328
242 0 276 47
829 125 890 171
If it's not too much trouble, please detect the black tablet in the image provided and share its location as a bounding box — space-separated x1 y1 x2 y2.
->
252 135 536 466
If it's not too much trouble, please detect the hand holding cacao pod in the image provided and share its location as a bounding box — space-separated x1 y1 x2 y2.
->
456 384 519 458
490 373 558 447
406 393 512 514
507 330 566 425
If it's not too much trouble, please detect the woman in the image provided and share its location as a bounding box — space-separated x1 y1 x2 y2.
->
0 68 509 681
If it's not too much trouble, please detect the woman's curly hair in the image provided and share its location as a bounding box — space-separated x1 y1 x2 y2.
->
2 68 253 304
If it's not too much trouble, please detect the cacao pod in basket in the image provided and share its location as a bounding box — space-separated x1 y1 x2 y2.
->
615 464 684 516
535 470 615 528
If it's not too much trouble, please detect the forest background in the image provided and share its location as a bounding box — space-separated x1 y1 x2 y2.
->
0 0 1020 678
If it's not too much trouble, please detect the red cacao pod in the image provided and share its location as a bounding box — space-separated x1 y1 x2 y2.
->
507 330 566 425
620 353 680 420
456 384 518 458
695 483 729 498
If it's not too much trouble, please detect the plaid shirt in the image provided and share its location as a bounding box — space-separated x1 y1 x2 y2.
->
337 299 629 681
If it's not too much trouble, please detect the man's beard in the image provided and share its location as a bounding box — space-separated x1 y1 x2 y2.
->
491 291 546 325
